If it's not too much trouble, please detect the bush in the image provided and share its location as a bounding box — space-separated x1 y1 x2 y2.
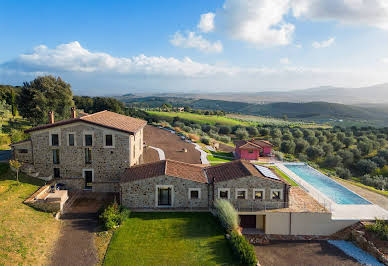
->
200 136 210 145
365 219 388 240
228 231 258 266
214 199 239 231
99 201 130 230
335 167 351 179
273 150 284 161
235 128 249 140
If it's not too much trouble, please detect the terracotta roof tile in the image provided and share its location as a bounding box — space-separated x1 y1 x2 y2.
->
25 110 147 134
120 160 207 183
234 139 273 149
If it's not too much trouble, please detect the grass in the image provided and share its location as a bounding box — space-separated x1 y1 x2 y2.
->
205 150 235 163
0 163 61 265
104 212 238 266
207 155 234 162
148 111 251 126
332 176 388 197
267 166 299 186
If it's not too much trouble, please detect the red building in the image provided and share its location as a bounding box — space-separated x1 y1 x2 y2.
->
234 139 273 160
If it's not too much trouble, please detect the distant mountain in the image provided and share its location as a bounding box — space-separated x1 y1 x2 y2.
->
137 83 388 105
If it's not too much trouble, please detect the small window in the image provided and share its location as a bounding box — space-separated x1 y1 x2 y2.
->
53 168 60 178
248 150 254 154
253 189 264 200
105 134 113 147
18 149 28 154
271 189 282 200
53 149 60 164
68 134 75 146
51 134 59 146
85 134 93 146
188 188 201 199
85 148 92 164
218 189 230 199
236 189 247 199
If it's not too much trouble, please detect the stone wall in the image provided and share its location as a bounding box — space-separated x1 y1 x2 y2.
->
214 176 288 209
351 230 388 265
121 175 209 209
30 122 143 192
12 141 33 163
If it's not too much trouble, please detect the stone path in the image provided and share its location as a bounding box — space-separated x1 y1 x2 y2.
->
148 146 165 160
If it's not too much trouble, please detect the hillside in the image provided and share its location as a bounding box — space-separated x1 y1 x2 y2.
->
118 96 388 126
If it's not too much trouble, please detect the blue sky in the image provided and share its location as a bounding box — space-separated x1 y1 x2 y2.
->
1 0 388 95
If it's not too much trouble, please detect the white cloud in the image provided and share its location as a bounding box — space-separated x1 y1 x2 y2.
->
217 0 295 46
170 32 223 53
1 42 387 94
295 44 303 48
312 37 335 48
381 58 388 64
198 12 215 33
280 57 291 64
291 0 388 30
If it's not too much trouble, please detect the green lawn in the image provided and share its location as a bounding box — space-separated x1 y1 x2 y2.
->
267 166 299 186
104 212 238 266
147 111 251 126
0 163 61 265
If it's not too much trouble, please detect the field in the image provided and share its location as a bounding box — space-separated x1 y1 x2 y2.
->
227 114 331 128
147 111 251 126
104 212 237 265
0 163 61 265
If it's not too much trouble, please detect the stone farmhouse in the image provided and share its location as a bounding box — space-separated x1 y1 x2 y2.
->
234 139 273 160
12 108 147 192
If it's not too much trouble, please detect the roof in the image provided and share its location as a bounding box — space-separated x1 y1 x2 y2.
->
234 139 273 150
204 160 285 184
120 160 208 183
10 139 31 146
25 110 147 134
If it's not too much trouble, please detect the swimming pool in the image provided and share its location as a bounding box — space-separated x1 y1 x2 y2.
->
285 164 371 205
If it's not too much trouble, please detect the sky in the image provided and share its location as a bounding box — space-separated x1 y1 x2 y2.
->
1 0 388 96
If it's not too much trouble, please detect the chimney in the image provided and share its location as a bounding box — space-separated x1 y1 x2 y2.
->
48 111 54 124
71 107 76 119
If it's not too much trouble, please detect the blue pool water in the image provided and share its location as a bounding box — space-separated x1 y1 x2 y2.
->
285 164 371 205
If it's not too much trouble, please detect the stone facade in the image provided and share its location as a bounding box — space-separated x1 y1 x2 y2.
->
214 176 288 210
121 175 209 209
12 141 33 164
29 121 143 192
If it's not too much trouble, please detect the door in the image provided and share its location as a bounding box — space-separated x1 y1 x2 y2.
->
84 170 93 190
239 215 256 228
158 187 171 206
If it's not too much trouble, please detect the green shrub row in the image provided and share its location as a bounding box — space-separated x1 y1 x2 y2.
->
99 201 131 230
365 219 388 240
228 231 258 266
214 199 239 231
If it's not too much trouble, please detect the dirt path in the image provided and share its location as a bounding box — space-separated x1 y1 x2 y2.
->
49 193 116 266
254 241 361 266
143 125 201 164
335 178 388 210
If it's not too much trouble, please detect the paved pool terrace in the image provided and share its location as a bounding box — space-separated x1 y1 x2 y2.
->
276 163 388 220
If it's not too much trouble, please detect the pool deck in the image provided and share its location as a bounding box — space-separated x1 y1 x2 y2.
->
276 163 388 220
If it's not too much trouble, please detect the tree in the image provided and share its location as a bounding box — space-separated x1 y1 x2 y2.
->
357 141 373 156
270 128 282 139
280 140 296 154
322 154 342 168
292 128 303 139
235 128 249 140
322 143 334 156
259 128 270 136
306 146 324 161
247 126 259 137
10 89 17 117
19 76 74 124
295 139 309 154
357 159 378 175
306 135 318 146
9 160 22 184
337 150 354 167
343 137 355 148
219 126 231 135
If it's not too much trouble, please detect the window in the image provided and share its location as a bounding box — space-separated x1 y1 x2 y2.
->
84 134 93 146
83 169 93 190
248 150 254 154
253 189 265 200
271 189 283 200
218 188 230 199
68 133 75 146
51 134 59 146
236 189 248 199
18 149 28 154
156 185 174 207
53 149 60 164
53 168 60 178
104 134 113 147
188 188 201 199
85 148 92 164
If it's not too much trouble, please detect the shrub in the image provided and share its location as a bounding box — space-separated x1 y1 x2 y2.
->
273 150 284 161
214 199 239 231
200 137 210 145
99 201 130 230
365 219 388 240
335 167 351 179
228 231 258 266
235 128 249 140
219 135 231 143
